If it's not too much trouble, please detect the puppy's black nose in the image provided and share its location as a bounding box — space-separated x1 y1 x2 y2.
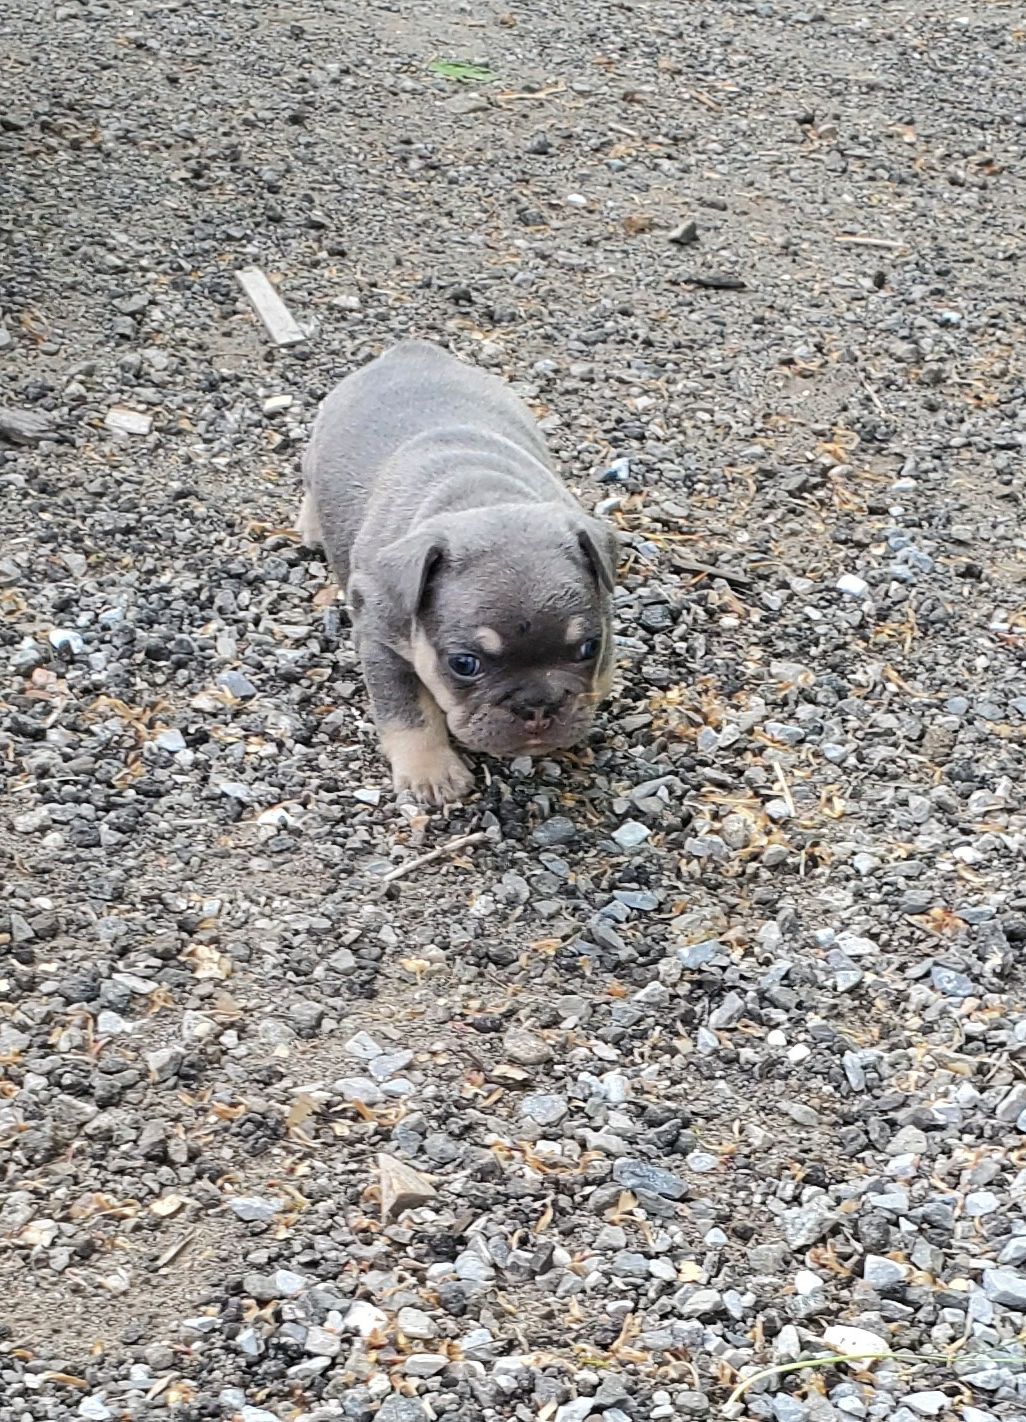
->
511 691 567 733
517 708 552 735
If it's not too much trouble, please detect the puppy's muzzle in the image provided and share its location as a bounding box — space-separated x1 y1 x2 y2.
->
451 685 595 756
509 687 571 737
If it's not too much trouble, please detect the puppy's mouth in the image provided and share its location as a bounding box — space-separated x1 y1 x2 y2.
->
447 705 595 758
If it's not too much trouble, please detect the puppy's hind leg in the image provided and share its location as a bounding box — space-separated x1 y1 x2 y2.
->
295 442 325 549
362 640 474 805
296 491 324 549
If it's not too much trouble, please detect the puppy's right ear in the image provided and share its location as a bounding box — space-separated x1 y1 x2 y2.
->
376 530 447 622
576 517 620 595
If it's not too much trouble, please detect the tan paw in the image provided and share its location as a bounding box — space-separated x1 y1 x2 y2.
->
381 726 475 805
393 747 474 805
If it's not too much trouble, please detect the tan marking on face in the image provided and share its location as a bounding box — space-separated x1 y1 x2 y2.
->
379 696 474 804
475 626 504 656
578 633 615 708
592 655 616 704
410 623 459 714
565 615 587 644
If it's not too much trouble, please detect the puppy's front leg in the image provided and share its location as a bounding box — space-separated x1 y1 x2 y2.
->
361 641 474 805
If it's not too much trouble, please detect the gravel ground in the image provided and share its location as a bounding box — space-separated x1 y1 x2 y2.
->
3 0 1026 1419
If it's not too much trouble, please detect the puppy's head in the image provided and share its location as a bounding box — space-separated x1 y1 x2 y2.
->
376 505 618 757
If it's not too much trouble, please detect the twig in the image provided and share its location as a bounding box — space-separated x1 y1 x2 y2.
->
671 554 753 588
688 88 722 112
903 913 948 943
858 366 886 416
495 81 565 104
834 234 906 250
153 1229 196 1271
380 831 492 883
773 760 797 818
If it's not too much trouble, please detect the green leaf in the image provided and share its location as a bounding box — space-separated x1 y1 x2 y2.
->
429 59 498 84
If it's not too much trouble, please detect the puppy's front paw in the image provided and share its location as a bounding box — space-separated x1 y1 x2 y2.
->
394 748 474 805
381 725 475 805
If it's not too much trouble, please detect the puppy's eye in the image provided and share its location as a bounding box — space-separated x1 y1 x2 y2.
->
577 637 601 661
447 653 483 680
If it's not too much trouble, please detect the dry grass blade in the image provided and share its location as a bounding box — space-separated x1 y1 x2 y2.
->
723 1349 1026 1412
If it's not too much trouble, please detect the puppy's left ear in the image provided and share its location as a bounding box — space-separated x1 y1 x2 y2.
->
576 517 620 594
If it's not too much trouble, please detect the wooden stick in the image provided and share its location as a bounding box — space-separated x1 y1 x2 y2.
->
858 366 886 416
235 267 305 346
834 234 905 250
671 553 753 587
380 830 491 883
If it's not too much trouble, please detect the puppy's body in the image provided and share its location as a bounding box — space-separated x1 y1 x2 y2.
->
301 340 617 802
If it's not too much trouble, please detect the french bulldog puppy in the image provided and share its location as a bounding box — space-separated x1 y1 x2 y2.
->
298 339 618 803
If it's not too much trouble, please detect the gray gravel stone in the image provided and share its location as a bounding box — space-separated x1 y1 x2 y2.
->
227 1196 284 1224
612 1158 688 1200
4 3 1026 1418
982 1267 1026 1309
374 1400 431 1422
863 1254 910 1291
397 1307 438 1340
521 1091 569 1126
0 406 55 444
708 991 745 1029
781 1199 836 1250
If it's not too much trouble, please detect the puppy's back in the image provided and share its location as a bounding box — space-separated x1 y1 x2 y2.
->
311 341 547 470
304 341 552 574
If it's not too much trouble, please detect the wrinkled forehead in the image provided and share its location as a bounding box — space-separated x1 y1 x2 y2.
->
428 564 601 660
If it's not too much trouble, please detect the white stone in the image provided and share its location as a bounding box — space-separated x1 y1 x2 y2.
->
612 819 650 850
794 1269 824 1296
836 573 869 598
822 1324 890 1358
154 728 186 753
397 1306 437 1340
404 1353 448 1377
555 1403 595 1422
78 1400 112 1421
344 1030 385 1061
304 1325 340 1357
96 1010 131 1036
905 1393 948 1417
344 1300 388 1339
863 1253 909 1290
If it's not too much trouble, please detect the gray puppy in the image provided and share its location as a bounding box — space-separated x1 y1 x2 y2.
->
298 340 618 803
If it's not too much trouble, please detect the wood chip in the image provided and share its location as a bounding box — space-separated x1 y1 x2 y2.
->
104 406 152 436
150 1193 187 1218
378 1151 437 1221
38 1373 89 1390
235 267 305 346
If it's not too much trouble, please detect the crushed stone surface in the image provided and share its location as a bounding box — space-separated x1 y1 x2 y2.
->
2 0 1026 1419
